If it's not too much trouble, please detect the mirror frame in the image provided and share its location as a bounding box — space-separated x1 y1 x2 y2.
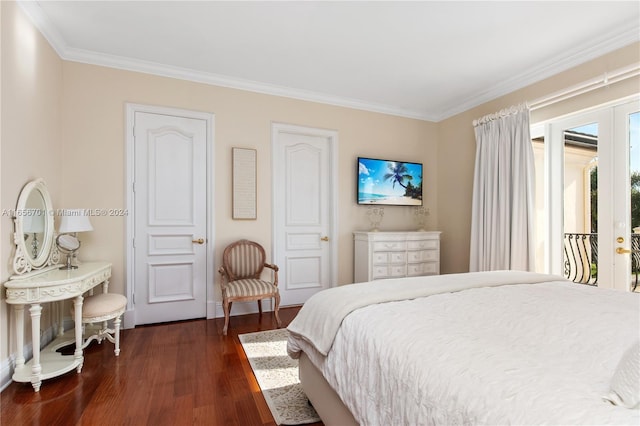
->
11 178 59 277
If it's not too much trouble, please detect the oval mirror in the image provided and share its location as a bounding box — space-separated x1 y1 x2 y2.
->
12 179 56 275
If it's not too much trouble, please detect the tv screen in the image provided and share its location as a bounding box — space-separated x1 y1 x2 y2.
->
357 157 423 205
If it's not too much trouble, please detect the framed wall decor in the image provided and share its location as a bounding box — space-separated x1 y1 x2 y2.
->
232 147 257 219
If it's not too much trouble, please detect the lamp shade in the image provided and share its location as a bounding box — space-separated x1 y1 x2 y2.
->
58 209 93 233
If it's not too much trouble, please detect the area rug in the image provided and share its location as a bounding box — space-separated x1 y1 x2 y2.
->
239 329 320 425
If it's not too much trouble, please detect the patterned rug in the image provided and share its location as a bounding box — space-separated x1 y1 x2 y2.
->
239 329 320 425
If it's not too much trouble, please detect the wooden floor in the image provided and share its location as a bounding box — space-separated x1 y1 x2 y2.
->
0 307 324 426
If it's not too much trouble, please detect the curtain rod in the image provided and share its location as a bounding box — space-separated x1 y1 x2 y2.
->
473 63 639 126
529 63 640 111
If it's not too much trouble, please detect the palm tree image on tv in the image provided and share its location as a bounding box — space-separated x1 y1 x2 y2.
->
358 158 423 205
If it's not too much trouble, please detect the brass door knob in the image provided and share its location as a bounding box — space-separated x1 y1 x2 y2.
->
320 236 329 241
616 247 639 254
192 238 205 245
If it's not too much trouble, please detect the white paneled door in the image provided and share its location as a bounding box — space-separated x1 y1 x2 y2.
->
132 111 209 324
272 124 337 306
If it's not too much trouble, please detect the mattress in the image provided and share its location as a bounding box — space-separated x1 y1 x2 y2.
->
287 272 640 425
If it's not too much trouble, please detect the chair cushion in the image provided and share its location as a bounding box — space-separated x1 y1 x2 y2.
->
228 244 264 278
81 293 127 320
225 279 277 298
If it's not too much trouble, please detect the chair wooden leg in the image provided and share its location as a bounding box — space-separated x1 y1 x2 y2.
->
114 316 121 356
257 300 262 315
223 299 231 336
273 293 282 328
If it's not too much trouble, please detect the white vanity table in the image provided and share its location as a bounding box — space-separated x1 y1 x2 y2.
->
5 262 112 391
3 179 112 391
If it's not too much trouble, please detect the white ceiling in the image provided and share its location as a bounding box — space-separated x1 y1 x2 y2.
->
19 1 640 121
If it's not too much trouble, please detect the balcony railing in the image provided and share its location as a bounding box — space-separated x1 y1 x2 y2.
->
564 233 640 290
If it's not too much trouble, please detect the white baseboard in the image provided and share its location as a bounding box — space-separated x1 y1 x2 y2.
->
207 300 217 319
0 355 14 392
124 300 272 325
213 299 275 319
123 309 136 330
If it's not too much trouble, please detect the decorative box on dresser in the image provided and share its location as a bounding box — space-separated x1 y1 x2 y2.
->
353 231 441 283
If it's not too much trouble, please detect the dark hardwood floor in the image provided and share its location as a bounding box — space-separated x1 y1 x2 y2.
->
1 307 324 426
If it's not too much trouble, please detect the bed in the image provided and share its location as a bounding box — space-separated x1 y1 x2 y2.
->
287 271 640 425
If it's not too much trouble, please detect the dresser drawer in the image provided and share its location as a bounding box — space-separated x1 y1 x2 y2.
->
407 240 439 250
407 249 438 263
372 241 406 251
373 251 406 265
407 262 438 276
373 265 407 279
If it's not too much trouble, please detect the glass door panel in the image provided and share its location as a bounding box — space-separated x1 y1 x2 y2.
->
630 112 639 291
563 123 598 285
614 105 640 291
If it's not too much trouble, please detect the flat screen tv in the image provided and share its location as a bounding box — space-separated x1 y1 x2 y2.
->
357 157 423 206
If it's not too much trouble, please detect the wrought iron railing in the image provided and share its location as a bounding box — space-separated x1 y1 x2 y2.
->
564 233 640 290
564 233 598 285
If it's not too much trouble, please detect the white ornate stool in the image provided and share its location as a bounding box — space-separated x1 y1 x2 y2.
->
73 293 127 356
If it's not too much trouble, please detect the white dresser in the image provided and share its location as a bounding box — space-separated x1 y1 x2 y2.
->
353 231 441 283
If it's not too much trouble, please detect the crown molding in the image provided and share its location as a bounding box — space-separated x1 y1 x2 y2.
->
65 46 438 121
19 1 640 123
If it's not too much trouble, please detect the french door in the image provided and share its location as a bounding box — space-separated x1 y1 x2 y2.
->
539 98 639 291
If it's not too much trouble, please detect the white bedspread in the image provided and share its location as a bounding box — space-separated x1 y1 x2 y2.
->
287 270 562 357
288 273 640 425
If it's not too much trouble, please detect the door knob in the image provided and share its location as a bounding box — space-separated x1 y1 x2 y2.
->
320 236 329 242
616 247 639 254
192 238 205 245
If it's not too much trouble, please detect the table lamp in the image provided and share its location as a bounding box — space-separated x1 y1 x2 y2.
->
57 209 93 269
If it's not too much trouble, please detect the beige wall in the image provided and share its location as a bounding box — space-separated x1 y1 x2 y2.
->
1 2 64 365
438 42 640 274
59 62 439 298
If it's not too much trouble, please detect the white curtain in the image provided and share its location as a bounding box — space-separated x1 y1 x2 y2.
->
469 105 535 272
